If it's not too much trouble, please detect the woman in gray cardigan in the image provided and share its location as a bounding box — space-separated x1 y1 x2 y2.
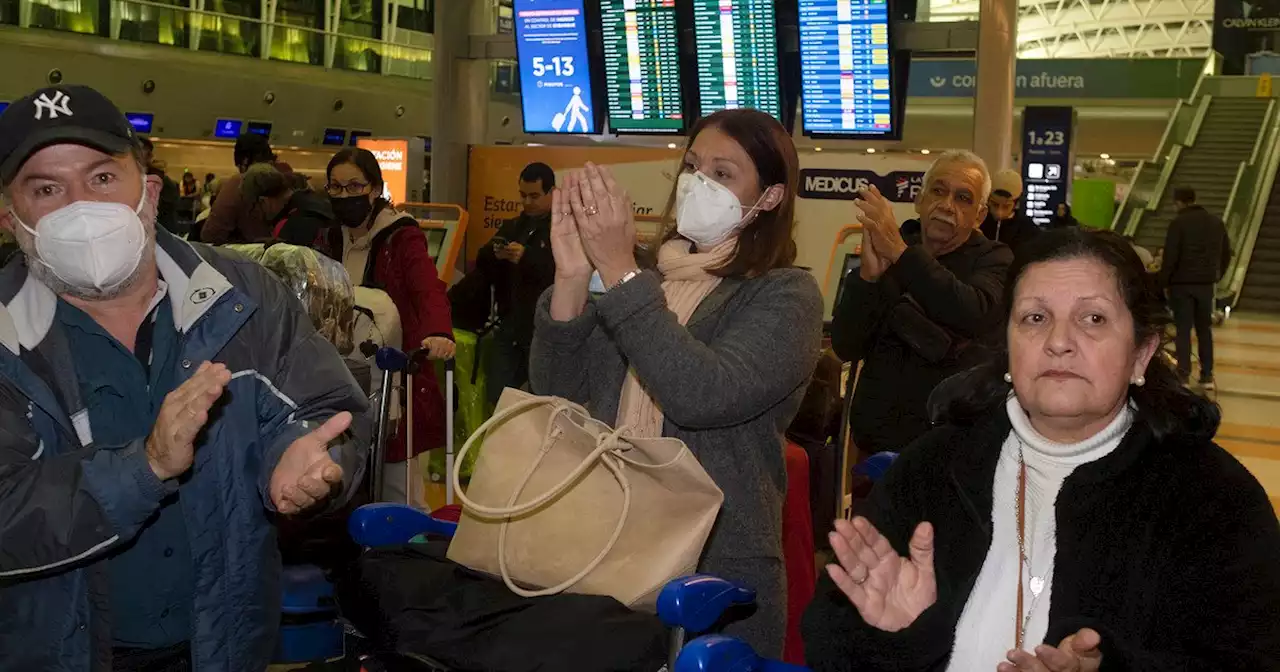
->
529 109 823 657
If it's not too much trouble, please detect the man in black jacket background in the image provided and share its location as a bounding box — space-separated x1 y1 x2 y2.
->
138 136 184 237
978 168 1040 255
1160 186 1232 390
832 151 1013 454
475 162 557 403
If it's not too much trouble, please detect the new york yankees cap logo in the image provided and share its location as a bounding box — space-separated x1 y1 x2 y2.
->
0 85 137 184
32 91 74 121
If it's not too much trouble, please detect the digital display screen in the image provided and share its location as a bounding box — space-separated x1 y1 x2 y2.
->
599 0 684 134
798 0 895 137
213 118 243 139
125 112 154 134
322 128 347 146
513 0 598 134
349 130 373 146
425 228 446 258
832 252 863 312
692 0 782 120
246 121 273 137
1020 106 1075 226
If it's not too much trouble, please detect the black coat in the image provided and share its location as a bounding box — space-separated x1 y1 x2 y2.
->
830 223 1012 453
803 411 1280 671
475 213 556 344
272 189 338 248
980 211 1041 255
1160 205 1232 287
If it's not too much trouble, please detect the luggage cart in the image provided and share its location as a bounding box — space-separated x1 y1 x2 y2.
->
346 503 762 672
282 345 765 671
276 344 449 666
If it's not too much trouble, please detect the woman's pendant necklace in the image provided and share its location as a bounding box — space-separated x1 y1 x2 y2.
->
1029 574 1046 598
1016 441 1053 649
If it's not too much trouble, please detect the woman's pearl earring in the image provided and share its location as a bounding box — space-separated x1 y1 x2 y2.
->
1003 372 1013 383
1131 375 1146 387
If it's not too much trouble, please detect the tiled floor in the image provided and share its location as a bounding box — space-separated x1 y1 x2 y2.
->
1203 312 1280 514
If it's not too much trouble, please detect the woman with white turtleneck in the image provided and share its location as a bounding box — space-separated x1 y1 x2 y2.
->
948 397 1133 670
803 228 1280 672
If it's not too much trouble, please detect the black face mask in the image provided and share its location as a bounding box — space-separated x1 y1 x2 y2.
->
332 196 374 228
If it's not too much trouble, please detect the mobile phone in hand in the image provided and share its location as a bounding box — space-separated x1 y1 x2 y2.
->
491 236 509 248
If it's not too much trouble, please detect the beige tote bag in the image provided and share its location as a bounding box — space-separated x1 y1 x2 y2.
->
447 388 724 611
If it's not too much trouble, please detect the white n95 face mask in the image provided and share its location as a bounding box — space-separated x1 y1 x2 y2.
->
675 172 770 249
16 188 148 293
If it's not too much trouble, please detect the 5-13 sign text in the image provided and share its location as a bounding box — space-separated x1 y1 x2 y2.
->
532 56 576 77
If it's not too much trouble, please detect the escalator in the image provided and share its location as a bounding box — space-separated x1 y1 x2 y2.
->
1237 179 1280 314
1132 98 1272 250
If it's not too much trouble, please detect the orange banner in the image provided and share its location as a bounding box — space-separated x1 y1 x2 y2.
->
465 145 682 265
357 138 410 205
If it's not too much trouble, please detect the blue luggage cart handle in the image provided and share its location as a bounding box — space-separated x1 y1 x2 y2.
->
674 635 810 672
349 502 458 546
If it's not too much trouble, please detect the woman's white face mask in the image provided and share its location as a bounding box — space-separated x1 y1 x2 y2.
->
675 172 774 249
12 187 149 294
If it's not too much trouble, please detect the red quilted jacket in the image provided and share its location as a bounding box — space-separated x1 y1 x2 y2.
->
360 221 454 462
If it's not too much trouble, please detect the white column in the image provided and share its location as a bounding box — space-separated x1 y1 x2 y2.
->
189 0 204 51
429 0 469 206
324 0 340 69
109 0 123 39
260 0 278 60
971 0 1017 172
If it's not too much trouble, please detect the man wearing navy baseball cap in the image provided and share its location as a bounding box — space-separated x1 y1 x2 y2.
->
0 85 371 671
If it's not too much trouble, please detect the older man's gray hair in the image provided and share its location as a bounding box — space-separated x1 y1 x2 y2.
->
921 150 993 203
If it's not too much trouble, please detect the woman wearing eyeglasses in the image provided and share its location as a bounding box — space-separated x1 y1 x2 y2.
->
324 148 455 507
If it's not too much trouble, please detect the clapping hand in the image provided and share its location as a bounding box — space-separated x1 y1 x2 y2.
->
860 235 887 282
855 185 907 266
146 362 232 480
269 412 353 515
566 162 638 287
551 174 594 281
999 629 1103 672
826 517 937 632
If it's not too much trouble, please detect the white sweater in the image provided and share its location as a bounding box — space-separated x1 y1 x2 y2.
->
946 396 1133 670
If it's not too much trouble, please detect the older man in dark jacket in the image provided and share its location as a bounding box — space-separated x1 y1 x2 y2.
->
0 86 370 671
832 151 1013 454
1160 186 1232 390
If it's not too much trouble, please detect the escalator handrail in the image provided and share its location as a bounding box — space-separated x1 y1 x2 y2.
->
1113 54 1219 234
1223 93 1280 303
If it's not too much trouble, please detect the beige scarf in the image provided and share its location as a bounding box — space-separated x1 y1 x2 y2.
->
615 237 736 438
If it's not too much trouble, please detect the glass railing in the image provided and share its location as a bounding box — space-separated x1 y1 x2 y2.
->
1111 53 1219 233
11 0 433 80
1222 96 1280 303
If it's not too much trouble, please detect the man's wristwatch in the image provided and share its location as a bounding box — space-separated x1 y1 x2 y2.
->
606 269 642 293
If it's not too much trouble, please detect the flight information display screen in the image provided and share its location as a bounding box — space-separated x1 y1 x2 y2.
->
513 0 598 134
798 0 895 137
692 0 782 120
598 0 684 133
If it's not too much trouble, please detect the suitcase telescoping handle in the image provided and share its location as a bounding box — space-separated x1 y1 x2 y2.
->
403 349 457 508
370 347 410 503
444 358 455 506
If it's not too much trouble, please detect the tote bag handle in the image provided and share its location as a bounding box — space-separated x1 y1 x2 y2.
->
452 396 633 597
